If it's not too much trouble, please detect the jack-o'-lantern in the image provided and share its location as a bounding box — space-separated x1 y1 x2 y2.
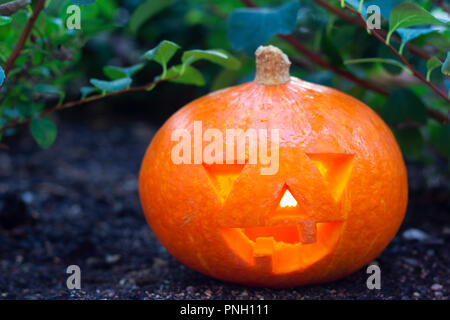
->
139 46 408 288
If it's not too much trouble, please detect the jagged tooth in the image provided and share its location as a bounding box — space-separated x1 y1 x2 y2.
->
253 237 274 272
298 219 317 244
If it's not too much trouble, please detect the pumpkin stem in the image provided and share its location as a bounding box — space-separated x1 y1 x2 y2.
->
254 45 291 86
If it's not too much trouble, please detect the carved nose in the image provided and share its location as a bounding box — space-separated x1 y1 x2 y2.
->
279 189 297 208
269 186 317 244
270 186 308 221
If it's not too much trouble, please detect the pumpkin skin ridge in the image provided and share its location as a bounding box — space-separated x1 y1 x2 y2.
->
138 73 408 288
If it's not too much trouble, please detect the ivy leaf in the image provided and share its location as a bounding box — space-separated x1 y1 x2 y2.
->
30 118 58 149
227 0 299 55
129 0 174 34
35 84 65 105
426 56 442 81
396 28 437 54
345 58 411 74
0 66 4 86
165 65 205 86
142 40 180 73
80 86 100 99
379 89 427 125
90 78 132 92
182 49 240 70
0 16 12 26
393 128 424 158
442 52 450 76
387 3 447 44
103 63 145 80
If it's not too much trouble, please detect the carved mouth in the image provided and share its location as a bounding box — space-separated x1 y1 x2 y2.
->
220 188 343 274
209 154 353 275
221 221 343 274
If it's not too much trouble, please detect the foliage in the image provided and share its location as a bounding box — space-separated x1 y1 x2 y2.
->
0 0 239 148
0 0 448 173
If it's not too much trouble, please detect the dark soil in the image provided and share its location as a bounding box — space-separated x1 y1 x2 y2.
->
0 116 448 300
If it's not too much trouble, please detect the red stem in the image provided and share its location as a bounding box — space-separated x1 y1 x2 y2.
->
312 0 432 60
2 0 45 76
240 0 448 124
344 4 449 105
280 34 388 96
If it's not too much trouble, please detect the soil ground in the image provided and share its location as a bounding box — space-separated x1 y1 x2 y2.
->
0 115 448 300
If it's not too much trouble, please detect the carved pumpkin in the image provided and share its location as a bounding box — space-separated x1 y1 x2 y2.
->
139 46 408 288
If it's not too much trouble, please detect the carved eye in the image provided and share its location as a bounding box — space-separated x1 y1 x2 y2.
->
203 163 245 202
306 153 354 201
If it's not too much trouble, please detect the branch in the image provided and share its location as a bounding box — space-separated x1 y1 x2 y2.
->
241 0 388 95
240 0 448 124
279 34 388 96
2 0 45 77
344 4 450 106
1 77 177 132
312 0 432 60
0 0 30 16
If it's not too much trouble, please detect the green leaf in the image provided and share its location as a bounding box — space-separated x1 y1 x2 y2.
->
182 49 240 70
90 78 132 92
0 16 12 26
142 40 180 73
379 89 428 125
396 28 437 54
103 63 145 80
442 52 450 76
166 65 205 86
387 3 447 44
426 56 442 81
227 0 300 54
80 86 100 99
129 0 174 34
30 118 58 149
0 66 4 86
393 128 424 158
35 84 65 105
345 58 411 74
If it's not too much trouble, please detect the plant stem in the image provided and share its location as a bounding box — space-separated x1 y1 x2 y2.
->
312 0 432 60
240 0 448 124
2 0 45 77
0 0 30 16
279 34 388 96
242 0 387 95
1 76 178 132
344 3 450 105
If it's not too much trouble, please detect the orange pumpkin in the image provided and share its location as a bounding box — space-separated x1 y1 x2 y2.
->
139 46 408 288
